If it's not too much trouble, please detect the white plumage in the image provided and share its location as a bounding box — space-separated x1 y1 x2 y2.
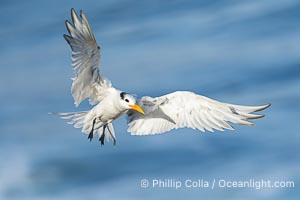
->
53 9 270 145
128 92 270 135
64 9 109 106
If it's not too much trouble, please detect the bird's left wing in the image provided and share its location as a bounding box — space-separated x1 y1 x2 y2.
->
127 91 270 135
64 9 112 107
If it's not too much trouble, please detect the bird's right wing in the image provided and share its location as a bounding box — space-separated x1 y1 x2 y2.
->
127 91 270 135
64 9 112 107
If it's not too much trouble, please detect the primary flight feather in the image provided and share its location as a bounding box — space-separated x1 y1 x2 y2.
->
53 8 270 145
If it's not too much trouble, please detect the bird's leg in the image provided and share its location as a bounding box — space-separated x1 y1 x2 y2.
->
99 124 106 145
88 118 96 142
106 125 116 146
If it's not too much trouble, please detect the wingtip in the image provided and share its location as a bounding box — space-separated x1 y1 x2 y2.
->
248 121 255 126
258 103 271 111
63 21 73 39
254 114 265 119
63 34 68 39
65 20 72 31
71 8 79 22
247 114 265 120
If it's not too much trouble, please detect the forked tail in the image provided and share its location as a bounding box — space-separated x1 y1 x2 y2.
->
50 111 116 145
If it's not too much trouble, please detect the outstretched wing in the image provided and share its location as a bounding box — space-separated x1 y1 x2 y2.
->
127 91 270 135
64 8 112 107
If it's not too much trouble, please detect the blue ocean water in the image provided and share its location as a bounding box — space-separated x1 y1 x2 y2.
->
0 0 299 199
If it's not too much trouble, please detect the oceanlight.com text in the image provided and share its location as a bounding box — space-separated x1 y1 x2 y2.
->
140 178 295 190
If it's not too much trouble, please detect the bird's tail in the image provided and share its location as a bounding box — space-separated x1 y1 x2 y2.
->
50 111 116 144
51 111 89 129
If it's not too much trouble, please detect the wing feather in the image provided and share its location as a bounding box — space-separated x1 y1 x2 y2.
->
127 91 270 135
64 8 111 107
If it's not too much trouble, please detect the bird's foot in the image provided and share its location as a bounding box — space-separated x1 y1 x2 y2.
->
98 124 117 146
99 124 106 145
88 118 96 142
88 130 93 142
99 132 105 145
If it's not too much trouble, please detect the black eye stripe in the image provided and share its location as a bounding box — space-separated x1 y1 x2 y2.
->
120 92 126 100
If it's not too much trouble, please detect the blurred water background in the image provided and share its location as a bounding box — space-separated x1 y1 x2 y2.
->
0 0 300 199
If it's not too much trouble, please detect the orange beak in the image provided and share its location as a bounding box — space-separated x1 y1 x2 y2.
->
129 104 145 115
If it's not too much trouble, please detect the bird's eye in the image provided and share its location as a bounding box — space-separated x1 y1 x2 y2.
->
125 99 129 103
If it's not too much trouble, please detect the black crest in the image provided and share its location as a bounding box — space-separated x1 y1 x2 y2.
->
120 92 127 100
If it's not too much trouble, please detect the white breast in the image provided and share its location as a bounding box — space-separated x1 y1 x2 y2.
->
92 91 125 122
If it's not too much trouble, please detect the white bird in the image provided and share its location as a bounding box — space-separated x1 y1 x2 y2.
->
53 9 270 145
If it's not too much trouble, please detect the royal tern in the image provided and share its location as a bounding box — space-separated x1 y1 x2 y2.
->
53 9 270 145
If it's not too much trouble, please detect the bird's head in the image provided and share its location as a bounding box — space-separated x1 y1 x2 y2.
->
119 92 144 114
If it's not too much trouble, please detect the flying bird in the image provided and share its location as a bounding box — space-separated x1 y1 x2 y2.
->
54 8 270 145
